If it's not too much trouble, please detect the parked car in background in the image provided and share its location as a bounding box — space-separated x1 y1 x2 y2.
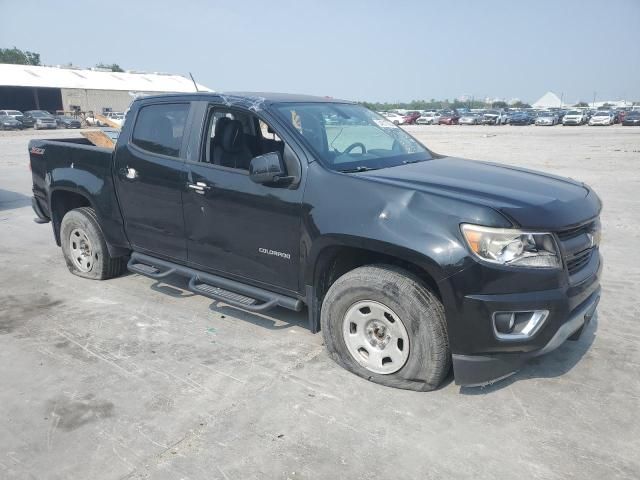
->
55 115 82 129
535 111 560 126
24 110 57 130
458 113 481 125
555 110 568 123
501 111 516 125
85 113 99 126
588 111 615 126
0 112 23 130
438 110 460 125
481 110 505 125
416 111 440 125
509 112 535 125
402 111 421 125
612 110 626 124
381 112 405 125
622 111 640 126
562 110 587 125
0 109 33 128
105 112 125 127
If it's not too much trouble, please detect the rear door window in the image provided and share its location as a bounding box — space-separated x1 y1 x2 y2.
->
132 103 189 158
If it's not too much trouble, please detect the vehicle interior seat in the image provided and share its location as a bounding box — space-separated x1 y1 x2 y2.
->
213 119 253 169
208 116 231 163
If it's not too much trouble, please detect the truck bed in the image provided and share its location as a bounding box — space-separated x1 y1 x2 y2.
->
29 137 125 250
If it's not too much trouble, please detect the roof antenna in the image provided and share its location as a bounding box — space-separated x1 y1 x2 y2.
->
189 72 199 92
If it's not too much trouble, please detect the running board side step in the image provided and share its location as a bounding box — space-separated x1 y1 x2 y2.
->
127 252 303 313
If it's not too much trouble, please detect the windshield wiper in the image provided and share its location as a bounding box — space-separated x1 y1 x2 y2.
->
338 166 377 173
402 159 425 165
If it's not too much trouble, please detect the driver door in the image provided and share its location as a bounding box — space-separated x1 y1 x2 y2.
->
182 104 305 293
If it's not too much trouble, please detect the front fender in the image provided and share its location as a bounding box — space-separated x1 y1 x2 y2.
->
304 234 449 286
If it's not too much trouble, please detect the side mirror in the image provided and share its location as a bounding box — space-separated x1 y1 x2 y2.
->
249 151 291 185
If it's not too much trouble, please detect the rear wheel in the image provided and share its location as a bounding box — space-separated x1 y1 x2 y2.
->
321 265 450 391
60 207 126 280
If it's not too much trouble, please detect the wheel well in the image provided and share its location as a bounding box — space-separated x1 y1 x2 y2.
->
50 190 91 245
313 246 441 307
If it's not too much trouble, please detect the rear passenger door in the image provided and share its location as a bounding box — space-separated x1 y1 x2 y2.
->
114 102 191 261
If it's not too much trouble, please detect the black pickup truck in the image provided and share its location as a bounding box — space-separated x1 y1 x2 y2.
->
29 92 602 390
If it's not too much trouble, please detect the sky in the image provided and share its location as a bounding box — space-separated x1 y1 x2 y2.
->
1 0 639 104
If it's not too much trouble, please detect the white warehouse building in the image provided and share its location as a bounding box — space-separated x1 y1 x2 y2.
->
0 63 211 114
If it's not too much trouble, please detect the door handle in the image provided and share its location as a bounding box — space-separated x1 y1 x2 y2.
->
119 166 138 180
187 181 211 194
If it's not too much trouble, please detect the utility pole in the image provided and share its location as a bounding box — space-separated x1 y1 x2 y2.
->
592 91 597 108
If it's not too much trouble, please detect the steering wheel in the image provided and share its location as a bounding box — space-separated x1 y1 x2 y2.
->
343 142 367 155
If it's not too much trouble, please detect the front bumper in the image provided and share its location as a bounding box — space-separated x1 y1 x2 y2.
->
452 289 600 386
441 245 602 387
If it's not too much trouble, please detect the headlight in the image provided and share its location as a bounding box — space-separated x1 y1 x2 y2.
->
461 224 560 268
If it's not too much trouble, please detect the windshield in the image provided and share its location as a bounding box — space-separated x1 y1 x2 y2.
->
30 111 50 117
7 110 21 115
567 111 580 115
273 103 431 172
594 112 609 117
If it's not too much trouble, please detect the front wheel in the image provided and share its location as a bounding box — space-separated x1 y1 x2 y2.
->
60 207 126 280
321 265 450 391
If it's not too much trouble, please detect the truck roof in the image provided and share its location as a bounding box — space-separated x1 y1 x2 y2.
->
134 91 354 107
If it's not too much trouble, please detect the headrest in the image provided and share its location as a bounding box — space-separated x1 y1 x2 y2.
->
220 119 244 153
214 116 231 139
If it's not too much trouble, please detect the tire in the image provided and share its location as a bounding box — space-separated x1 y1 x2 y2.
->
321 265 450 391
60 207 126 280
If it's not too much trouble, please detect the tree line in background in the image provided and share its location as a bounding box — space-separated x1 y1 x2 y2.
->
0 47 41 66
1 46 124 72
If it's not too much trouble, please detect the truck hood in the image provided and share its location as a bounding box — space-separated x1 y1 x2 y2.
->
360 157 601 229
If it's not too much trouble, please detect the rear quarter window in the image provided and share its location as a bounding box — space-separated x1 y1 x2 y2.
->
132 103 189 158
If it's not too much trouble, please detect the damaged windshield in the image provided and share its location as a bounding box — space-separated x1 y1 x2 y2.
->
273 103 431 172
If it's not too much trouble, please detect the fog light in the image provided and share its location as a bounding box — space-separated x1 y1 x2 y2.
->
494 312 515 334
492 310 549 341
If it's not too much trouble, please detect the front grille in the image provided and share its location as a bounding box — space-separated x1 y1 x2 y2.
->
556 221 595 241
566 249 593 275
557 219 599 276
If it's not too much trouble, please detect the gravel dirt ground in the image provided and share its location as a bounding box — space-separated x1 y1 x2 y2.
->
1 125 639 479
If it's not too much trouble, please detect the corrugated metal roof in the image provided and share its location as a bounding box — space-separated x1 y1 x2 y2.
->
0 63 211 92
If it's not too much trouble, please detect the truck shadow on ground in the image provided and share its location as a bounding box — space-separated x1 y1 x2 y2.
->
459 314 598 395
0 189 31 211
146 273 307 330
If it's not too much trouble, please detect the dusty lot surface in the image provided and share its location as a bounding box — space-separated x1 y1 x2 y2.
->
1 125 639 479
